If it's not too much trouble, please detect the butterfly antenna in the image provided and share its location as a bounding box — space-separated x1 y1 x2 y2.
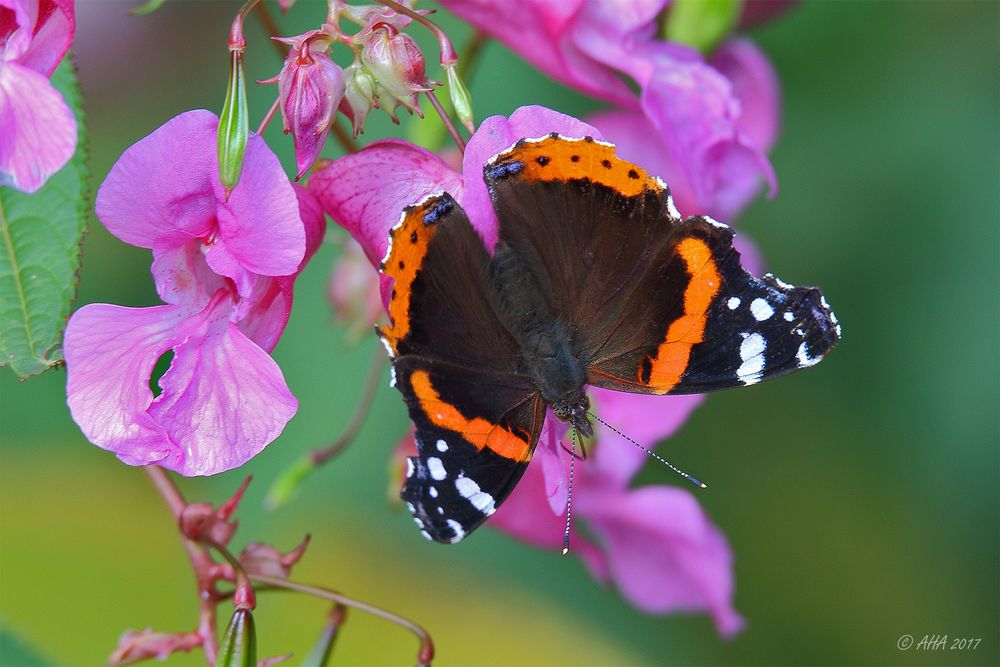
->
563 426 577 555
588 412 707 489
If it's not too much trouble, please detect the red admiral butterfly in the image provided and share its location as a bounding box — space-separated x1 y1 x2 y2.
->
378 134 840 543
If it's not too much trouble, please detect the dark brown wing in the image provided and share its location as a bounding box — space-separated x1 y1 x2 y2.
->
485 135 840 395
378 193 545 542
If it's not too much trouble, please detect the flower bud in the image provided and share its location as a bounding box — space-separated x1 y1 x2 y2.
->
218 50 249 197
217 609 257 667
277 34 346 179
339 60 377 136
360 23 437 120
445 64 474 133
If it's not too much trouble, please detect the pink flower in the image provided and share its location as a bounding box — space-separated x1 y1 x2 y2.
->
65 110 324 476
328 236 384 338
276 31 346 180
0 0 77 192
489 390 744 637
316 105 741 633
437 0 778 219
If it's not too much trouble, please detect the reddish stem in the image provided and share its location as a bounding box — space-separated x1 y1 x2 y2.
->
372 0 458 66
426 90 466 153
144 466 220 664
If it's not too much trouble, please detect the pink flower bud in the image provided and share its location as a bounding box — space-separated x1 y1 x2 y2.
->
277 32 346 180
338 60 377 136
360 22 436 120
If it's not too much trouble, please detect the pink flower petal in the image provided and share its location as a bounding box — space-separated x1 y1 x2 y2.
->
237 185 326 352
489 444 607 580
710 38 781 152
590 388 704 486
640 60 777 219
96 110 305 277
309 138 462 267
147 325 297 476
437 0 636 107
0 60 76 192
0 0 34 62
95 110 220 249
64 303 183 468
578 484 744 637
219 125 305 277
150 243 228 311
462 106 603 249
15 0 74 77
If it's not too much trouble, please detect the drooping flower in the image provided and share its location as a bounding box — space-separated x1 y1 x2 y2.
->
65 110 324 476
314 105 741 631
275 30 346 180
436 0 779 220
0 0 77 192
359 21 436 120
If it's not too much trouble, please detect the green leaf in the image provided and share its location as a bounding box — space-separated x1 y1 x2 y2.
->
0 58 89 379
663 0 744 54
129 0 168 16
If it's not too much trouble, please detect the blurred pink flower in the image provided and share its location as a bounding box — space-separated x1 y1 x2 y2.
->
328 236 384 337
0 0 77 192
437 0 779 219
65 110 324 476
489 389 743 637
275 31 346 180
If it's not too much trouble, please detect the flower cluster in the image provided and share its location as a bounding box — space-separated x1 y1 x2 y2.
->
0 0 77 192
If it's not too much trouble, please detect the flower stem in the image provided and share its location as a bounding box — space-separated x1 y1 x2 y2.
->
253 0 287 59
143 466 220 664
426 90 466 154
371 0 457 66
257 95 282 136
249 574 434 667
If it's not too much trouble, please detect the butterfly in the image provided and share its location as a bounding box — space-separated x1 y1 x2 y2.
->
377 134 840 543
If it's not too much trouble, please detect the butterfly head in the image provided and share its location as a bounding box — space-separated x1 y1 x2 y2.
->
553 394 593 438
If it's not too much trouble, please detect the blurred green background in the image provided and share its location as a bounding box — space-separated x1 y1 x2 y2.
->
1 1 997 665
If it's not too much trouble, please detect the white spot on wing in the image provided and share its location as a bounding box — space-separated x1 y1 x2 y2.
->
727 297 741 310
436 439 448 452
783 311 795 322
767 273 794 290
405 459 414 478
446 519 465 542
456 475 496 515
427 457 447 481
797 341 820 367
750 298 774 321
737 332 766 385
429 487 438 498
420 529 432 540
703 216 729 230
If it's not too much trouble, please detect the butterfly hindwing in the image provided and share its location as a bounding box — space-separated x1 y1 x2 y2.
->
394 356 545 543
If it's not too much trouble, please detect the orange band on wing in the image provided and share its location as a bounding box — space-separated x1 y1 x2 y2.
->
644 237 721 394
378 199 440 355
492 135 663 198
409 369 532 462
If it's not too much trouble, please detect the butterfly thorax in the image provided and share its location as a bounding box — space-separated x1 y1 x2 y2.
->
490 242 593 437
